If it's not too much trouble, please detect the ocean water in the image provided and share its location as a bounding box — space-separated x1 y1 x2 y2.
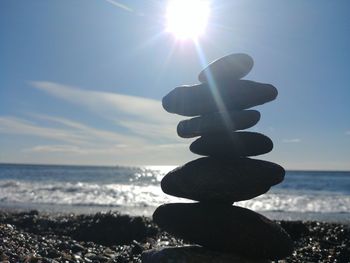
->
0 164 349 222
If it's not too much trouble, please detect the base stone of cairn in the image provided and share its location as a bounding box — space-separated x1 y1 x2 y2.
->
142 54 293 262
142 246 270 263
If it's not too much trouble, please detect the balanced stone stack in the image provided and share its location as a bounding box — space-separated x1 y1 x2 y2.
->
142 54 293 262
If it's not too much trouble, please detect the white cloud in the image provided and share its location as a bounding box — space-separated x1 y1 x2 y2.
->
31 114 147 146
346 131 350 135
105 0 134 12
30 81 183 141
23 145 86 154
30 81 179 124
282 138 301 143
0 81 193 165
22 144 134 155
0 114 194 165
118 120 180 142
104 0 144 16
0 115 149 146
0 116 86 144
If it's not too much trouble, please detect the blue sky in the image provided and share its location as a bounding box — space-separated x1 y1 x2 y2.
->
1 0 349 170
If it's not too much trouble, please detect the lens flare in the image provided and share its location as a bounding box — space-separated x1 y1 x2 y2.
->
165 0 210 40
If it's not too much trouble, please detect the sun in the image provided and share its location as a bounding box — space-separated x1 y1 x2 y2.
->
165 0 210 40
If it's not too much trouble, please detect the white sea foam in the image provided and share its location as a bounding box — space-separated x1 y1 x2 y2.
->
1 179 349 214
237 192 350 213
0 180 185 208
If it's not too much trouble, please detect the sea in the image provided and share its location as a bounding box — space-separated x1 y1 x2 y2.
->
0 163 349 223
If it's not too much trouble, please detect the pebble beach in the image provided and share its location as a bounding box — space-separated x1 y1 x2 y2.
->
0 210 349 263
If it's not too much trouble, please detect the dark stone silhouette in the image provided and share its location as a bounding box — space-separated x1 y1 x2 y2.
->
198 53 254 83
177 110 261 138
161 157 284 203
162 80 278 116
142 246 270 263
153 203 293 260
190 132 273 157
142 53 293 262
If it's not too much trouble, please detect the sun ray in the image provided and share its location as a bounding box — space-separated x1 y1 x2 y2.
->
193 40 235 132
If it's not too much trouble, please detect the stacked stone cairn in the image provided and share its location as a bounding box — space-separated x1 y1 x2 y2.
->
142 54 293 262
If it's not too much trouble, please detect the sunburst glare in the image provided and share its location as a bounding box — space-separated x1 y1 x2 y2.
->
165 0 210 40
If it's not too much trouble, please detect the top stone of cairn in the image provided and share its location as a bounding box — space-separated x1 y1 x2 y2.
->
162 53 277 117
198 53 254 83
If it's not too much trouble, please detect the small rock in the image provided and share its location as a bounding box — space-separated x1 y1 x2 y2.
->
153 203 293 260
177 110 260 138
73 254 82 261
84 253 97 260
198 53 254 83
280 221 309 241
142 246 270 263
103 248 115 255
71 243 86 253
72 213 155 246
190 132 273 157
132 240 144 255
162 80 277 116
45 248 60 258
23 253 42 263
161 157 284 202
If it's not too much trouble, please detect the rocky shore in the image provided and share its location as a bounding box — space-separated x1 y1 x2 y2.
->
0 210 349 262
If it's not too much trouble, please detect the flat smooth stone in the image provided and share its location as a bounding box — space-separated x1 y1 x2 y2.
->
142 246 271 263
177 110 260 138
190 132 273 157
162 80 277 117
198 53 254 83
153 203 293 260
161 157 284 202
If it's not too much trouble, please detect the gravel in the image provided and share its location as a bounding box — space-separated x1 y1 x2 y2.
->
0 210 349 262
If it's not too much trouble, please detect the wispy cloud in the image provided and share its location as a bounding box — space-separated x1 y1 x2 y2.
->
30 81 180 124
31 114 147 145
24 145 86 154
0 113 191 165
282 138 301 143
105 0 134 13
30 81 183 142
0 116 86 144
0 115 149 146
1 81 192 165
118 120 177 142
346 131 350 135
104 0 144 17
22 144 131 155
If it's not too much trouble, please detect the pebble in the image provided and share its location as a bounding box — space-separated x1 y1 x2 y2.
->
142 246 270 263
71 243 86 253
0 210 350 263
153 203 294 260
161 157 285 202
0 212 348 262
198 53 254 83
190 132 273 157
162 80 278 116
177 110 261 138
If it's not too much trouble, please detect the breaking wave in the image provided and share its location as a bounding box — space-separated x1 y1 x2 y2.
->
0 164 349 216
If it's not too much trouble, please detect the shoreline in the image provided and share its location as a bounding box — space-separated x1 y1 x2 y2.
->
1 202 350 224
2 162 350 173
0 210 349 262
